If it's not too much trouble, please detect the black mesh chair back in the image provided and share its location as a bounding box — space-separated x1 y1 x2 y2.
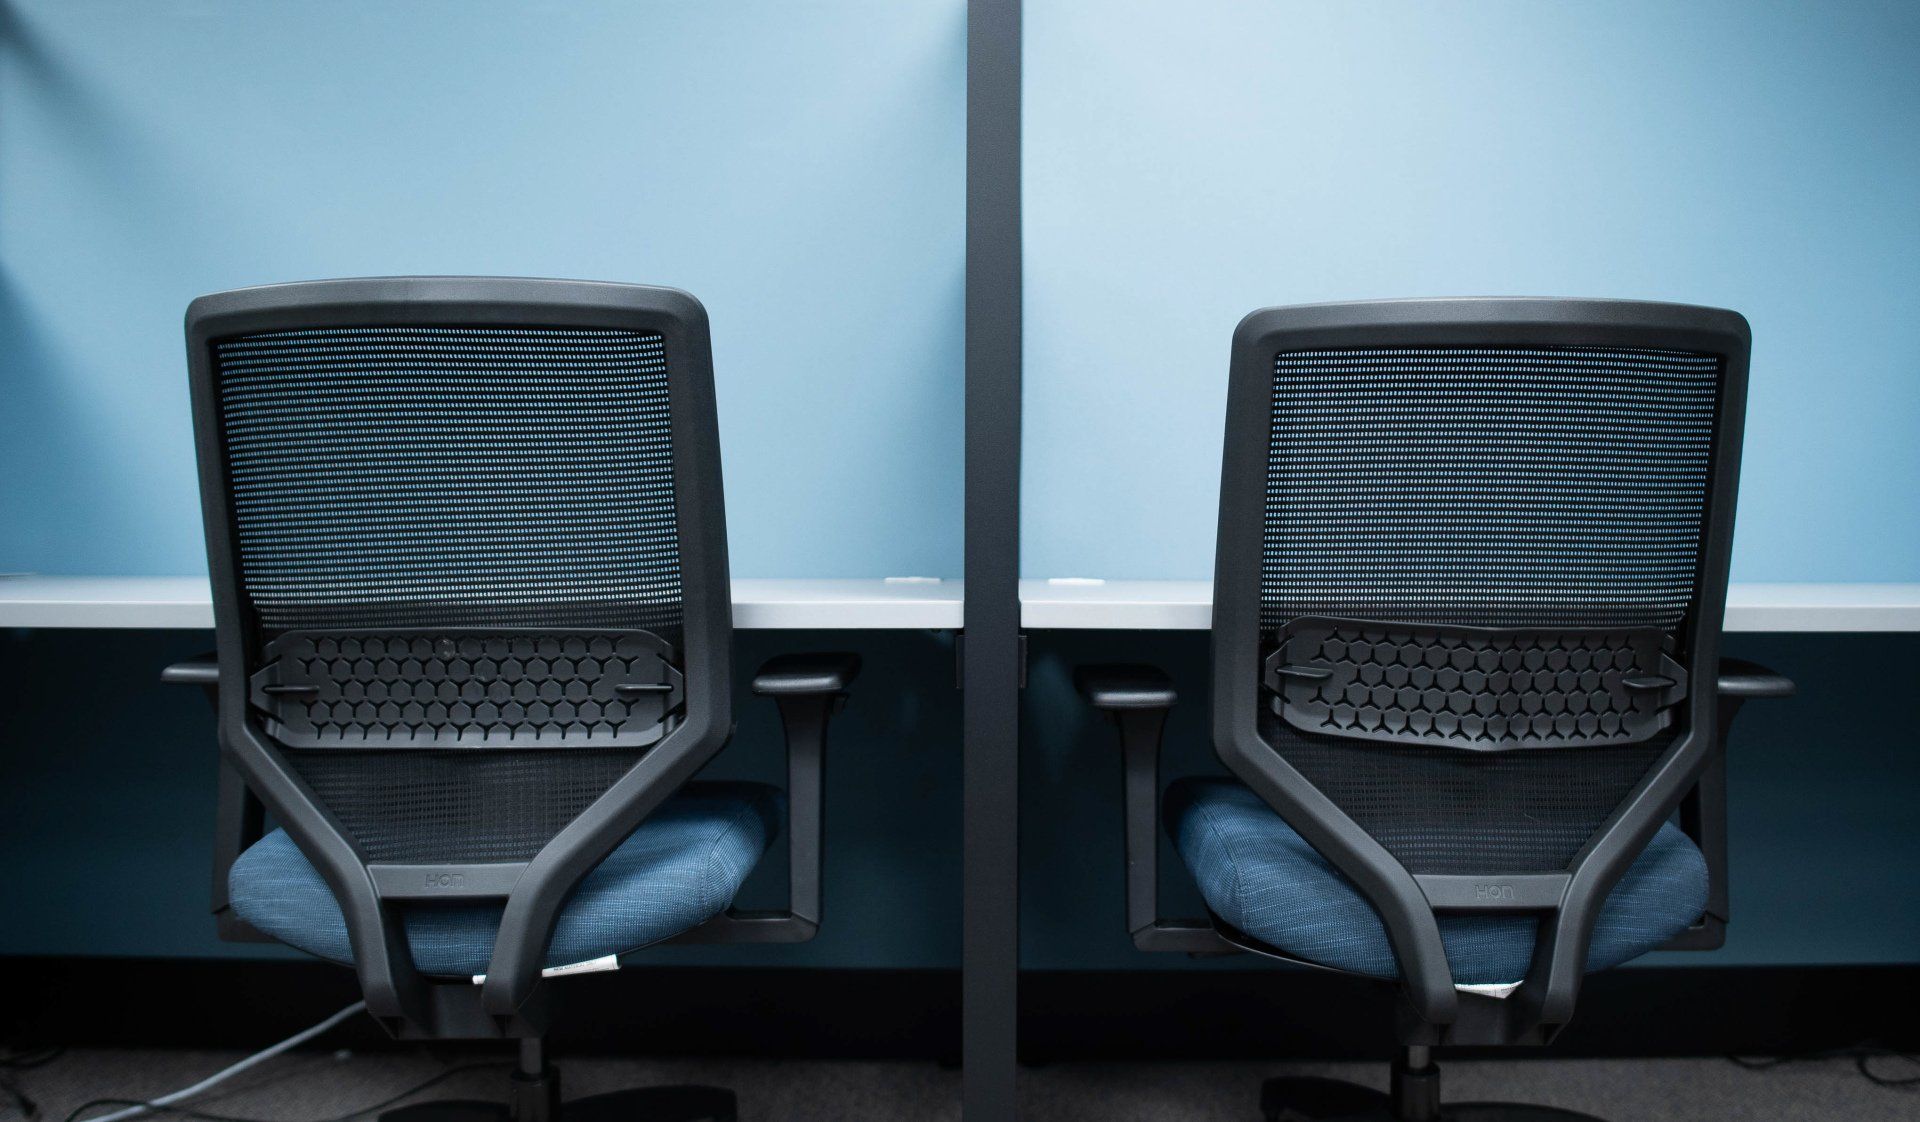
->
1259 342 1717 875
1210 299 1749 1029
186 278 733 1034
219 320 690 865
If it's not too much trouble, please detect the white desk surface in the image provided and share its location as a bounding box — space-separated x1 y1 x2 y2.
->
0 576 963 631
1020 579 1920 633
7 575 1916 633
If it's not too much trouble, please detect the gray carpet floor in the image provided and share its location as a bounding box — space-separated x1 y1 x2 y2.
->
9 1047 1918 1121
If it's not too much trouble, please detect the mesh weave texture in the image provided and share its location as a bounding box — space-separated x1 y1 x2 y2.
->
1262 346 1719 631
286 748 645 864
216 326 681 638
1257 344 1720 875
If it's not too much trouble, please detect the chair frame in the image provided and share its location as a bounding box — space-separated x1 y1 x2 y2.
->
1081 298 1792 1048
172 278 850 1040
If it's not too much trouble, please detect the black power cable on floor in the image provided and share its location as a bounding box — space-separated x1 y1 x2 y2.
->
1728 1044 1920 1090
59 1061 513 1122
1855 1052 1920 1088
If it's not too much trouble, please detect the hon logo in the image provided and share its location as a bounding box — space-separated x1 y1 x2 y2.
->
1474 883 1515 900
424 872 466 890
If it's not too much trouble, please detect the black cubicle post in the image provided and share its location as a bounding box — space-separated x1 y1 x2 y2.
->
964 0 1022 1118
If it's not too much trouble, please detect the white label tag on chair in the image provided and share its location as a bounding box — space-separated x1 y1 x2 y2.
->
1455 980 1522 999
471 954 620 985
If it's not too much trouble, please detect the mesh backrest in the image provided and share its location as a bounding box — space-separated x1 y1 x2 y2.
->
1263 347 1719 631
217 326 681 638
213 324 686 864
287 749 644 864
1258 345 1722 874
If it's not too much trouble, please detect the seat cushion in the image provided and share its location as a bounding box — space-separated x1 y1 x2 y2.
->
1165 778 1707 985
231 781 782 977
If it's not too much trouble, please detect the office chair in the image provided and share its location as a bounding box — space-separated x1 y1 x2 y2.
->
1077 299 1792 1121
161 277 858 1122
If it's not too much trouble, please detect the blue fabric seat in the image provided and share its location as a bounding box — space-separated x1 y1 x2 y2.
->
230 781 782 978
1165 778 1707 985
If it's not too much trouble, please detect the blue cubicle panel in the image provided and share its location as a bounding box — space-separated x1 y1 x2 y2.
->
1017 1 1920 975
0 0 965 580
1022 0 1920 583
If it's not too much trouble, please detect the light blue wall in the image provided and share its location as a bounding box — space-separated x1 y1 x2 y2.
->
1024 0 1920 582
0 0 965 579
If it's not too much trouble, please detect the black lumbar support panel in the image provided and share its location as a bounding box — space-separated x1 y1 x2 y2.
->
1267 617 1687 751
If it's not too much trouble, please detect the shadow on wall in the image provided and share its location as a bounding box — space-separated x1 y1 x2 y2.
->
0 0 968 578
0 2 243 575
0 274 131 572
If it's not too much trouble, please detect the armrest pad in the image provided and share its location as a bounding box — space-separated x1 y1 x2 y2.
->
1718 658 1795 699
1074 664 1176 710
162 653 221 687
752 652 862 696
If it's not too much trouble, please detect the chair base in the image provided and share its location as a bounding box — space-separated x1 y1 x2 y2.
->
1261 1063 1605 1122
380 1045 735 1122
381 1087 737 1122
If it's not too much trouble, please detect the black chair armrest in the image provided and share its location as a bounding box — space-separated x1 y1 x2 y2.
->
1718 658 1794 699
158 652 272 943
1073 663 1176 710
162 653 221 688
1666 658 1795 954
752 652 862 696
1072 662 1227 953
668 652 858 948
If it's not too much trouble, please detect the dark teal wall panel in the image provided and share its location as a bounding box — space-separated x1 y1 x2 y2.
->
0 629 962 967
1019 632 1920 970
3 630 1913 969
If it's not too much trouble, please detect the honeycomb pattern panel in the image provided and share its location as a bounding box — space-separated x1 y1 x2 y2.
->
1264 616 1686 750
250 630 683 749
